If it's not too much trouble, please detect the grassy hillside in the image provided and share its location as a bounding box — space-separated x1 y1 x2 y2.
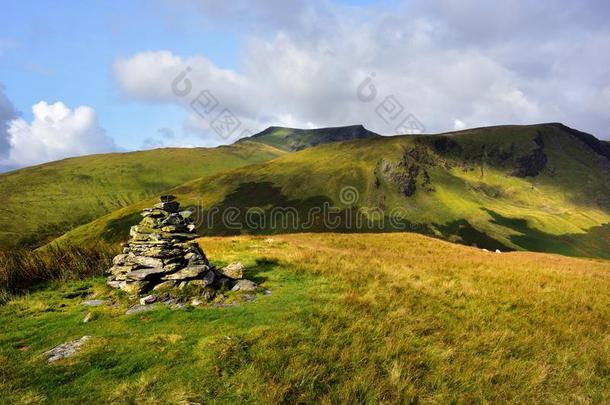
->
2 233 609 402
0 141 285 248
57 123 610 259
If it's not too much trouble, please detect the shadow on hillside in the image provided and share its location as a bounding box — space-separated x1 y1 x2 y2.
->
483 208 610 259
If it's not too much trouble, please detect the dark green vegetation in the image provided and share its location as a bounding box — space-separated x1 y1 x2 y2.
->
0 244 117 302
1 234 609 403
57 123 610 259
0 141 285 248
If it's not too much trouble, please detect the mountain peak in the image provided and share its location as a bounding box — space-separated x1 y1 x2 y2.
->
245 124 380 151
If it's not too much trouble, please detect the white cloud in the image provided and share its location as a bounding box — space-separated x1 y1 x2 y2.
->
2 101 116 169
114 0 610 140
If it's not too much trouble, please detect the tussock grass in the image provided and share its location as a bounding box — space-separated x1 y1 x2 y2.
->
0 233 608 403
0 244 117 301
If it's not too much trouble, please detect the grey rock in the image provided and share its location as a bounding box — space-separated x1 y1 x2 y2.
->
162 265 209 281
43 336 91 364
218 262 245 280
130 256 164 268
231 279 258 292
125 267 166 281
81 299 106 307
125 305 156 315
140 294 157 305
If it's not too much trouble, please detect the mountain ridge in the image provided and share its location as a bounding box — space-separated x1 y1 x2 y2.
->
52 122 610 259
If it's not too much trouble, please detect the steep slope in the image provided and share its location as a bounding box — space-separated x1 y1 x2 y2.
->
243 124 380 151
0 141 285 248
55 123 610 258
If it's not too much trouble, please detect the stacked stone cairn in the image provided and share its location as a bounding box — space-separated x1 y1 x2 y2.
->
107 195 254 301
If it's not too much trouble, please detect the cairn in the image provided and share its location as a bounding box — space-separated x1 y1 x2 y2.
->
107 195 251 299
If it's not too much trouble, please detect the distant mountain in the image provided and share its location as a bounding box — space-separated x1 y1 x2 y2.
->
0 124 381 249
56 123 610 259
243 124 381 151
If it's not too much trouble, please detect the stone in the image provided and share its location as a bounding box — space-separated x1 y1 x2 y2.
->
125 267 166 281
43 336 91 364
130 255 164 268
81 299 106 307
162 265 209 281
140 294 157 305
241 293 257 302
121 281 150 295
125 305 155 315
154 201 180 212
107 280 126 289
112 253 131 266
153 280 177 291
231 279 258 292
107 196 258 300
218 262 245 279
83 313 94 323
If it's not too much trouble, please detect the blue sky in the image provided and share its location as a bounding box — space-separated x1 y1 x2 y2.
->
1 0 609 170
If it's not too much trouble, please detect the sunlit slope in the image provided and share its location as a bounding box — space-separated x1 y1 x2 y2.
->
56 123 610 258
3 233 610 402
0 141 284 248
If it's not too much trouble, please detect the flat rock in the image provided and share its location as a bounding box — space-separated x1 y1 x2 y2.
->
231 279 258 292
44 336 91 364
125 305 156 315
162 265 209 281
125 267 166 281
140 294 157 305
218 262 245 280
81 299 106 307
130 256 164 268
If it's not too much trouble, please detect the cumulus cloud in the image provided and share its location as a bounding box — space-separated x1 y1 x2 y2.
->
114 0 610 140
2 101 116 169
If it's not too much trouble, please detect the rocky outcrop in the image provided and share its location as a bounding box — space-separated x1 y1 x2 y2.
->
106 196 256 300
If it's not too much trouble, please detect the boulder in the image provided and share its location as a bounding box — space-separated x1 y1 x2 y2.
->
218 262 245 279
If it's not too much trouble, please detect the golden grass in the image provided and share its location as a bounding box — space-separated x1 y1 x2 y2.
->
200 233 610 403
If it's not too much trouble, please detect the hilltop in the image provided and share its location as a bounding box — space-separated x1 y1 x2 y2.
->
0 142 285 248
55 123 610 259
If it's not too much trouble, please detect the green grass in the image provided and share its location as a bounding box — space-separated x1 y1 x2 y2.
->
0 141 284 248
1 233 609 403
56 123 610 259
